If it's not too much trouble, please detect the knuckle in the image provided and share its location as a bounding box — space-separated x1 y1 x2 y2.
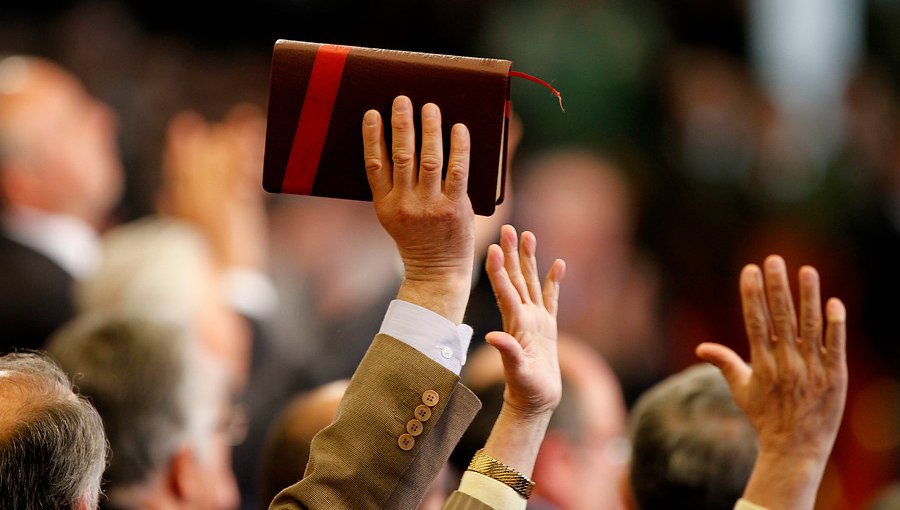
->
392 151 414 168
446 161 467 183
391 114 412 130
802 316 821 335
364 158 383 174
746 315 768 335
419 155 443 173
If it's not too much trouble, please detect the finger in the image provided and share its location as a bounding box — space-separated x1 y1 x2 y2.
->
764 255 798 347
485 331 526 375
542 259 566 317
740 265 775 367
500 225 530 303
520 231 544 304
823 298 847 370
443 123 470 200
390 95 416 189
485 244 521 323
695 342 753 393
798 266 823 363
362 109 392 200
418 103 443 195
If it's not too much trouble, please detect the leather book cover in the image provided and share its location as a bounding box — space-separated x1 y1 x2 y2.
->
263 40 512 216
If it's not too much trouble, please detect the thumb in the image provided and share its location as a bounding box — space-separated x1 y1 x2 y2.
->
696 342 752 391
486 331 525 374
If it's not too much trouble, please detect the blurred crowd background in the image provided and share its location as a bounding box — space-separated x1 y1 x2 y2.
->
2 0 899 509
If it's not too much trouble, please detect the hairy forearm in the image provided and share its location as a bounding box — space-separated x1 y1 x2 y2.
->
742 451 828 510
480 404 553 478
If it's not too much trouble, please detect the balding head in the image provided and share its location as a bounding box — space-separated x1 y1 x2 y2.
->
0 352 107 510
0 56 121 224
260 380 349 506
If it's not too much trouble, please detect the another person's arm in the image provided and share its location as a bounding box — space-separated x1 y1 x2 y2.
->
696 256 848 510
446 224 566 510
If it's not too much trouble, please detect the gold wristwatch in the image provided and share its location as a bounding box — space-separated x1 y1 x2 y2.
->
466 448 535 499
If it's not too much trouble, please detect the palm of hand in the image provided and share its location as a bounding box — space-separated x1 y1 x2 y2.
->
486 226 566 417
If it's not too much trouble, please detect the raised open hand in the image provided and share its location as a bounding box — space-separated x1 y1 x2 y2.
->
485 225 566 417
696 255 847 510
361 96 475 324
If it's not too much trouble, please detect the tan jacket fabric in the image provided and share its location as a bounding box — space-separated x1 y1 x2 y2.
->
270 334 481 510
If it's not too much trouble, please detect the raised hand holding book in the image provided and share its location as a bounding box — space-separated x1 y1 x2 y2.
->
263 40 561 216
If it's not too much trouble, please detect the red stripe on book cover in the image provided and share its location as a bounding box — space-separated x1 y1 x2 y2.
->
282 44 352 194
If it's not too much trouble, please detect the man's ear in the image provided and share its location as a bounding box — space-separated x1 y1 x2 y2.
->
619 463 637 510
168 446 202 503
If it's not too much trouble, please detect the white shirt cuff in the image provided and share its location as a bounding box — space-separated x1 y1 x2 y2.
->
378 299 472 375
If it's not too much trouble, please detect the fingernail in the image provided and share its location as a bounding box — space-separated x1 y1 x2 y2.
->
741 265 759 283
764 255 785 273
422 103 437 120
363 110 379 127
800 267 817 285
393 96 410 113
826 298 846 321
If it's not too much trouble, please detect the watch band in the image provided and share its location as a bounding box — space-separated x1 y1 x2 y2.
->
466 448 535 499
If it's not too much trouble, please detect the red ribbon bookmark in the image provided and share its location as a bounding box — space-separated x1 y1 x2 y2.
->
282 44 352 194
509 70 565 113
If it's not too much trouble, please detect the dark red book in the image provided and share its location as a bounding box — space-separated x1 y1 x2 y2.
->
262 40 512 216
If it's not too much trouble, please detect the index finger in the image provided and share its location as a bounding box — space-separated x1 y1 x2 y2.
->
362 109 391 200
740 264 775 368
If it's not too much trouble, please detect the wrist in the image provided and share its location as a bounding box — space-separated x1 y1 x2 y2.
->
498 401 556 424
481 404 554 478
397 273 471 325
742 450 828 510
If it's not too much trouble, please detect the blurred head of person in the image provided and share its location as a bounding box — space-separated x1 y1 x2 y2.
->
76 217 251 389
624 364 758 510
48 314 240 510
259 379 349 506
0 55 122 226
0 351 107 510
513 149 662 393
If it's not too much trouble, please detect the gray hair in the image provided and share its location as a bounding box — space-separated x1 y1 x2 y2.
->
628 363 758 510
47 314 225 492
76 217 213 327
0 351 107 509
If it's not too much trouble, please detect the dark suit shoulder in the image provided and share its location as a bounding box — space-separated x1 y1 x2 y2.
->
0 233 75 352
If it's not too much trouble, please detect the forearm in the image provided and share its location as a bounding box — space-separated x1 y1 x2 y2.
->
481 404 552 477
741 451 828 510
451 405 552 510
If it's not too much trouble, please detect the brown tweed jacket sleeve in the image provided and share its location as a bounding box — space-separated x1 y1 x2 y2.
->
270 334 481 510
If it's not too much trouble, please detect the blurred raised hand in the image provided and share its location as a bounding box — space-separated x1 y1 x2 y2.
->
158 104 268 271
